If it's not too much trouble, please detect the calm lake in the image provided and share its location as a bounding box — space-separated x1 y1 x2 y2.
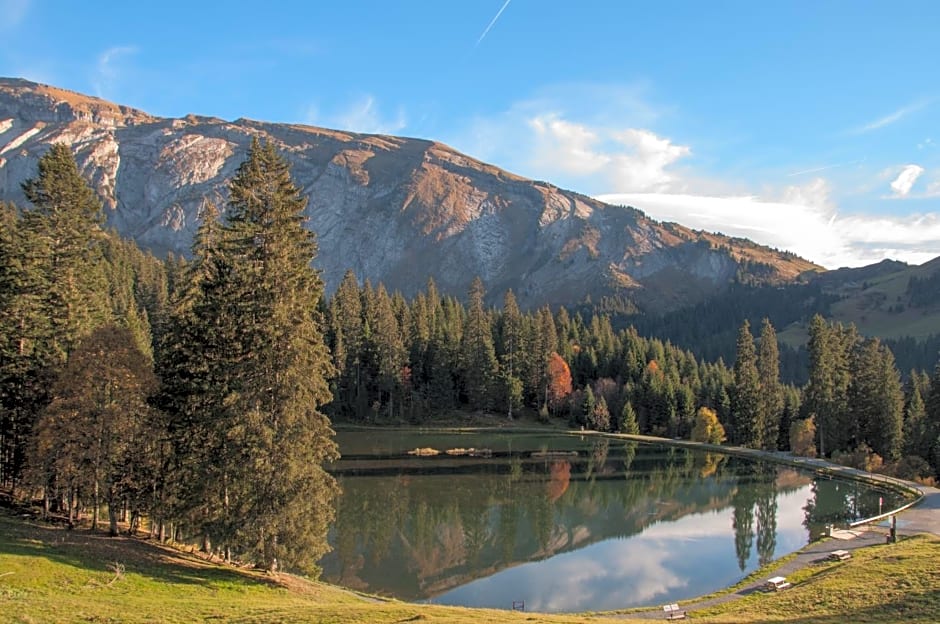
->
320 430 904 612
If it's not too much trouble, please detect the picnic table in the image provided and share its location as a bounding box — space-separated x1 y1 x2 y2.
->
828 549 851 561
662 603 686 620
764 576 792 591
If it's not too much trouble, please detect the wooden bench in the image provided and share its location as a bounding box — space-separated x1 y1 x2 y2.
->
662 603 686 620
828 549 851 561
764 576 792 592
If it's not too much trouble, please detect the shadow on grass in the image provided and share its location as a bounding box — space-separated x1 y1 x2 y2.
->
751 590 940 624
0 512 281 591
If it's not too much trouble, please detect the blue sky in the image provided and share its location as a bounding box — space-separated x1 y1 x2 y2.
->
2 0 938 267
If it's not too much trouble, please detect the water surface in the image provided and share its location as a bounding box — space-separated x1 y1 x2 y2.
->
321 431 902 612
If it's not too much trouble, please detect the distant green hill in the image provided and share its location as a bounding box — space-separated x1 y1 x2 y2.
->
620 256 940 382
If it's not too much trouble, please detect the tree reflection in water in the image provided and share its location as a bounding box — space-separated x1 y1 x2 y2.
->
322 432 905 608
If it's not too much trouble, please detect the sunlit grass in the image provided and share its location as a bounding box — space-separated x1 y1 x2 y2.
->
688 534 940 623
2 512 938 623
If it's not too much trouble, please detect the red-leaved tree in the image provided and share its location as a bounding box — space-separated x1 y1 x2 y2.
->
546 352 572 413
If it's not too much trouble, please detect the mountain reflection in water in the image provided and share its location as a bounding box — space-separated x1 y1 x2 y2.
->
320 431 902 612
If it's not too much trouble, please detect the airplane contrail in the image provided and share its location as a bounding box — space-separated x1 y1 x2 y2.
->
476 0 512 47
787 159 864 177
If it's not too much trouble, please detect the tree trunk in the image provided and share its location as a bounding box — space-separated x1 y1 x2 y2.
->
92 479 100 531
107 487 119 536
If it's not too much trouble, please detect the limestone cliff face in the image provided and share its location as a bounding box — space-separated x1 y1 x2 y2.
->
0 78 820 310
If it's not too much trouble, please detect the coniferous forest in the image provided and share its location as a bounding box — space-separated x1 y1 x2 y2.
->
1 143 939 574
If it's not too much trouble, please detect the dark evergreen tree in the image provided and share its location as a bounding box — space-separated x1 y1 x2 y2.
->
581 386 596 428
923 362 940 477
904 377 928 459
803 315 854 456
757 319 783 450
620 401 639 434
777 386 801 451
848 338 904 461
497 290 524 418
364 284 406 419
21 143 111 361
732 320 762 447
161 140 338 573
459 278 499 410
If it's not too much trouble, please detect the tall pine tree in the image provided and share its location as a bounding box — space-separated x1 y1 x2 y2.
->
732 320 762 447
757 319 783 450
164 139 338 573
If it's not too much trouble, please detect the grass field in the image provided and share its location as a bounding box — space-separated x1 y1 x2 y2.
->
1 510 938 623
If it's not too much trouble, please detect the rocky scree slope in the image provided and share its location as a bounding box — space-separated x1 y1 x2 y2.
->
0 78 820 310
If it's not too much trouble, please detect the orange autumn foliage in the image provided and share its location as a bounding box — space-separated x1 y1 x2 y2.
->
547 460 571 502
547 352 572 408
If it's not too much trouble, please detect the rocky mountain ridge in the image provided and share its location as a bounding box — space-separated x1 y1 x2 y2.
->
0 77 821 310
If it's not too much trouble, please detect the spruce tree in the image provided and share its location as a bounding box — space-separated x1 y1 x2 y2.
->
845 338 902 461
497 290 524 418
581 386 596 428
328 270 364 419
927 362 940 477
365 284 406 418
804 315 853 456
460 277 498 410
224 138 338 572
757 319 783 450
0 203 54 492
620 401 639 434
165 139 338 573
732 320 762 447
21 143 111 361
904 379 928 459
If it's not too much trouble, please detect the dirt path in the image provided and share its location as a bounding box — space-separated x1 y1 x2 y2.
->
615 529 888 619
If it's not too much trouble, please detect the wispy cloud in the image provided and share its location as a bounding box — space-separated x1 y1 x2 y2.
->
850 99 928 134
93 45 138 99
0 0 30 31
306 95 406 135
787 159 863 177
475 0 512 47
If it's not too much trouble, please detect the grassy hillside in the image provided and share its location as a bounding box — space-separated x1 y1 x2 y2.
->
778 256 940 346
0 511 618 624
1 510 938 623
690 534 940 623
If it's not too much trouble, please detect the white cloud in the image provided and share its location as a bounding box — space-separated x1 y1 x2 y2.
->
850 99 928 134
450 82 665 172
93 45 137 99
519 114 691 193
307 95 406 135
596 189 940 268
447 85 940 270
889 164 925 197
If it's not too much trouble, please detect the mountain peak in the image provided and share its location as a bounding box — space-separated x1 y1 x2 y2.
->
0 78 821 311
0 77 155 127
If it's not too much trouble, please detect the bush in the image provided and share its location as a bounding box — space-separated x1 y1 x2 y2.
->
691 407 726 444
790 417 816 457
832 444 883 472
